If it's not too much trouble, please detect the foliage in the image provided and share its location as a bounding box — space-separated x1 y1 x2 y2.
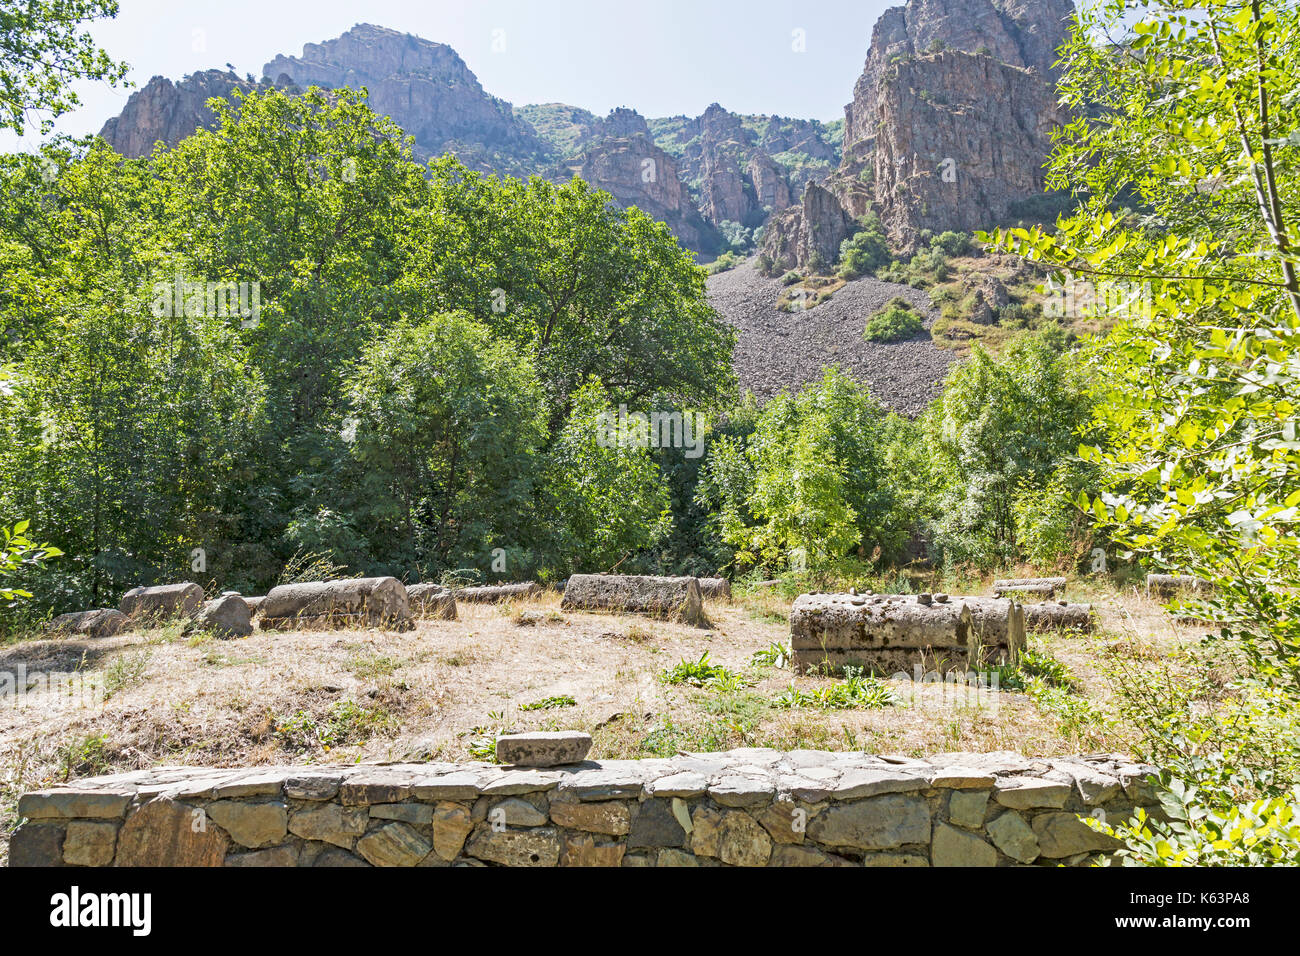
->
542 379 673 573
863 296 924 342
660 651 748 689
771 667 895 710
722 368 905 572
0 86 732 606
985 0 1300 864
1088 784 1300 866
837 214 891 279
0 520 61 602
347 313 547 577
0 0 128 134
920 335 1093 568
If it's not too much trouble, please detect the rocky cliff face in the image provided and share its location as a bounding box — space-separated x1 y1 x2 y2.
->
651 104 838 231
872 50 1064 242
842 0 1074 160
569 130 718 251
762 0 1073 267
261 23 550 175
99 70 251 157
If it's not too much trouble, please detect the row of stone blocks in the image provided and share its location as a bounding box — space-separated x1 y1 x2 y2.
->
45 575 733 640
9 750 1157 867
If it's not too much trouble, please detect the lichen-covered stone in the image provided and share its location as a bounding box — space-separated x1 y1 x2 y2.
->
550 798 630 835
116 798 228 866
464 826 562 866
987 810 1040 863
287 804 369 849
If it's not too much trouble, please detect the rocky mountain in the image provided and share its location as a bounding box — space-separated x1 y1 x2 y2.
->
98 24 840 255
98 5 1073 261
761 0 1074 268
261 24 552 176
98 69 253 157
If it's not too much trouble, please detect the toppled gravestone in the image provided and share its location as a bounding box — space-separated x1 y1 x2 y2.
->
992 577 1066 600
454 582 541 603
120 582 205 621
1146 574 1208 599
45 608 130 639
561 574 705 626
189 594 253 638
258 577 414 631
696 577 732 601
790 592 1023 675
1022 601 1094 632
495 731 593 767
406 583 457 620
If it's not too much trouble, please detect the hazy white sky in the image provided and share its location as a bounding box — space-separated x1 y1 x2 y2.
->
3 0 914 151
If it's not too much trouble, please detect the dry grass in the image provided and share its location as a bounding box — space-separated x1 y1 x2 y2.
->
0 581 1213 862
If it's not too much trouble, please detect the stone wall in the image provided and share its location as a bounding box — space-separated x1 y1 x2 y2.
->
10 750 1158 867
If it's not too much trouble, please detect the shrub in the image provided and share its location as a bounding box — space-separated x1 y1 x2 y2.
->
837 215 892 279
864 297 924 342
930 230 973 258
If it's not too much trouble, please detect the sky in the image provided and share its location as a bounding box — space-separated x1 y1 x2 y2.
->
1 0 907 152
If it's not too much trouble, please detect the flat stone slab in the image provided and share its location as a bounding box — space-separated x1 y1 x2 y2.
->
496 731 593 768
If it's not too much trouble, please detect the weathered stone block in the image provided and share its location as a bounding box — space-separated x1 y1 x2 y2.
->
549 798 630 835
465 826 562 866
496 731 591 767
406 583 458 620
206 800 288 849
120 582 205 620
46 608 130 639
987 811 1040 863
259 576 413 631
806 794 932 850
9 823 65 866
932 822 998 866
287 804 369 849
116 798 228 866
356 822 432 867
561 574 705 626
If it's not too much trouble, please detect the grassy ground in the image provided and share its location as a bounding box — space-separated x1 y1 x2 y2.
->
0 578 1213 863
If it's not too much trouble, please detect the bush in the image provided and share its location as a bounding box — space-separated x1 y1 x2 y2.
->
837 215 892 279
708 250 741 274
781 271 802 286
863 297 924 342
930 230 973 258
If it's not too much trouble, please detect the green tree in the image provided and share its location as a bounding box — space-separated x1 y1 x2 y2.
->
922 335 1092 568
0 0 128 134
542 380 673 573
346 313 548 577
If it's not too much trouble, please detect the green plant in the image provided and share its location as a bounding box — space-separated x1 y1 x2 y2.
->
102 649 151 699
0 520 62 603
863 297 924 343
521 694 577 711
274 699 394 751
1088 782 1300 866
660 651 748 689
56 733 111 780
771 667 895 710
751 641 791 668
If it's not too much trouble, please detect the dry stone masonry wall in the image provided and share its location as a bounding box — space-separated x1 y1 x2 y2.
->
11 750 1157 867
